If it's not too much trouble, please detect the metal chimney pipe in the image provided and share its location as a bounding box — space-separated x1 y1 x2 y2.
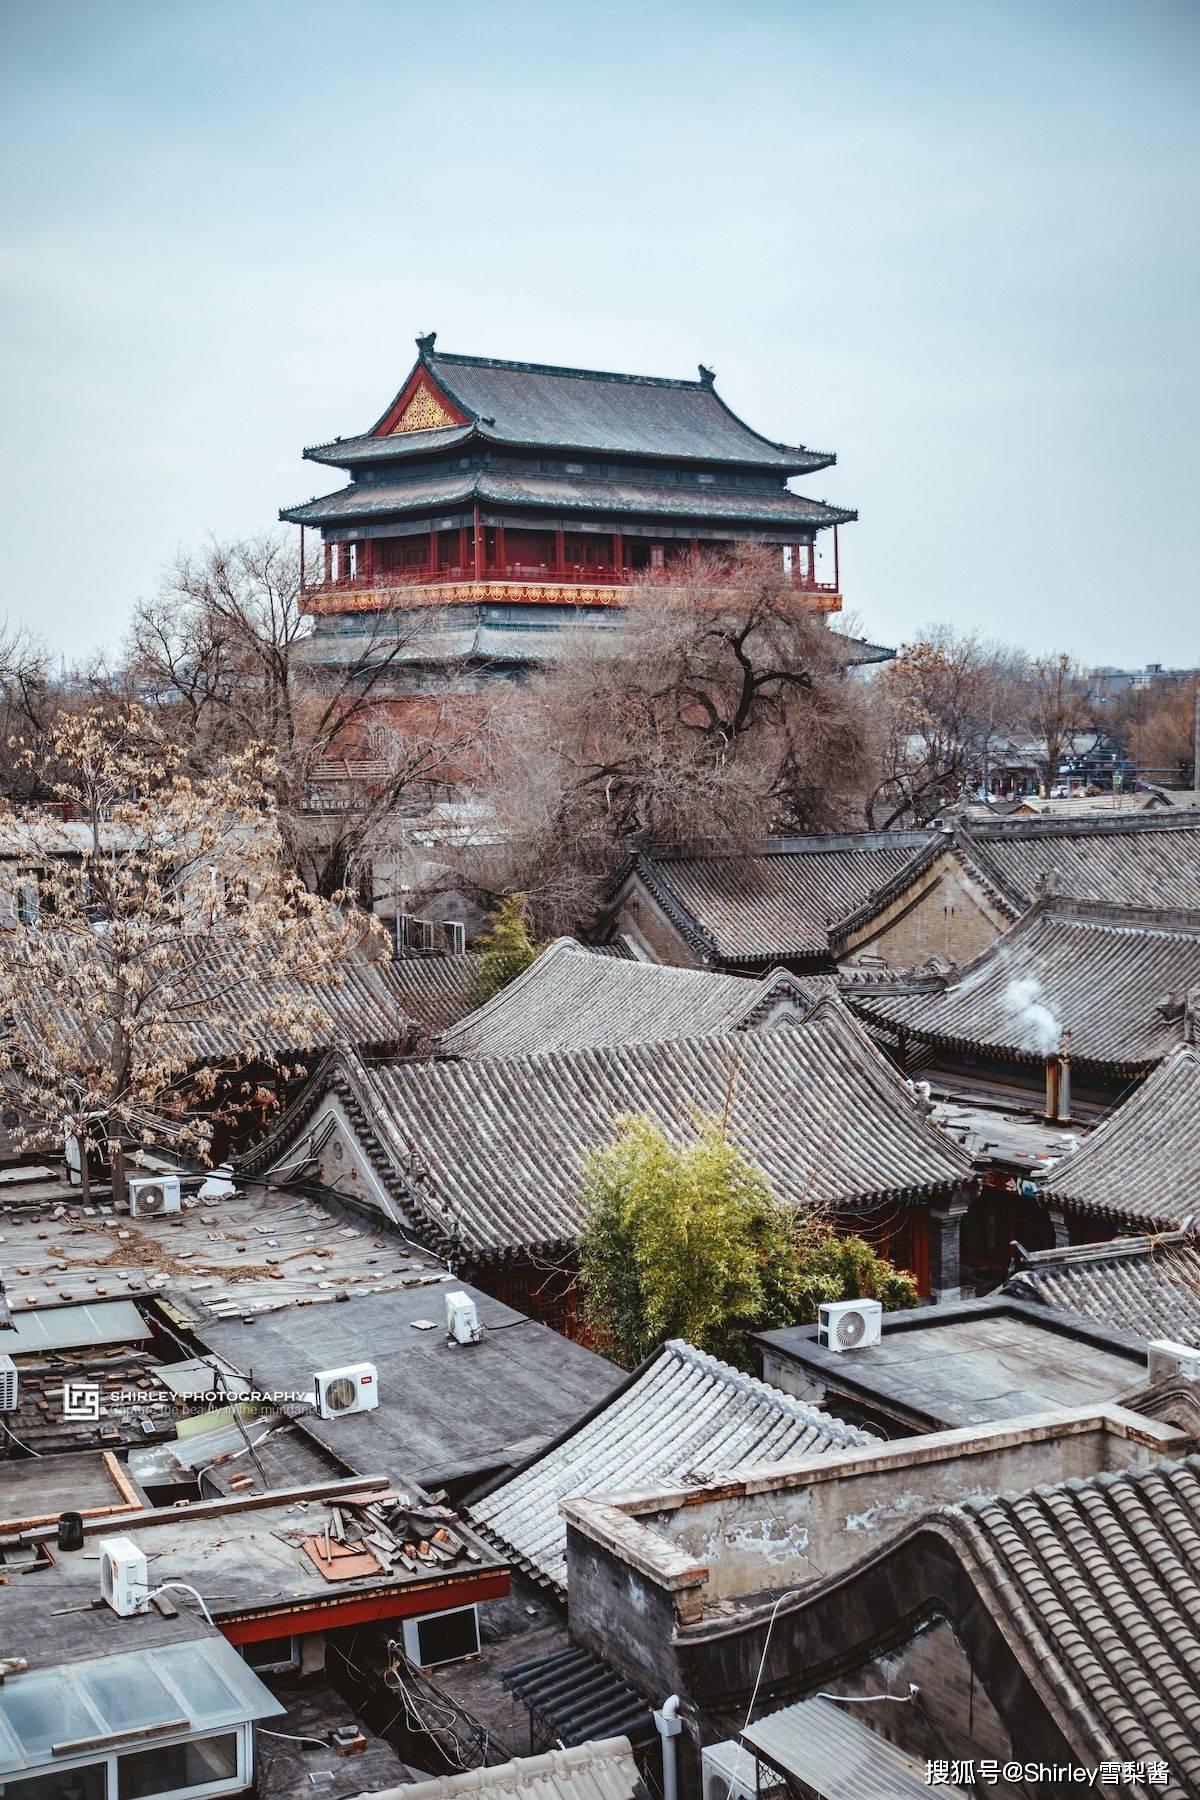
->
654 1694 682 1800
1058 1029 1072 1123
1045 1052 1060 1122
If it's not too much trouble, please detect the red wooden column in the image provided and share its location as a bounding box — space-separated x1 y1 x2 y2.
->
690 536 700 563
807 540 816 586
613 533 622 579
360 538 373 586
299 527 306 593
458 527 468 573
555 529 565 578
323 541 333 586
429 528 438 577
833 525 840 591
496 525 506 576
473 504 484 580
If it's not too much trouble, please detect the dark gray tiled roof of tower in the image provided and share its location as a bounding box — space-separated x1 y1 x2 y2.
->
1005 1227 1200 1343
468 1339 871 1593
622 833 934 964
307 346 836 472
1031 1045 1200 1226
281 471 854 530
439 938 826 1060
847 900 1200 1073
241 1000 972 1262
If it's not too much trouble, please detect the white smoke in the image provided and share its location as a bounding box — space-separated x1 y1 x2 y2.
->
1003 975 1061 1054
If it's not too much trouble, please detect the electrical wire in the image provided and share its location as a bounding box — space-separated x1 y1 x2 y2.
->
259 1728 333 1749
0 1418 41 1458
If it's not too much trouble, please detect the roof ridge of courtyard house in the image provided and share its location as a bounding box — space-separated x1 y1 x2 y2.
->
237 1012 975 1270
435 937 830 1061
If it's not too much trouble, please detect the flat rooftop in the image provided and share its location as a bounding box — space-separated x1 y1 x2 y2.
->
755 1298 1148 1433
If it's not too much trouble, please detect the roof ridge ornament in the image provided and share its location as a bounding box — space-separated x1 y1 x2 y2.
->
416 330 438 355
697 363 716 386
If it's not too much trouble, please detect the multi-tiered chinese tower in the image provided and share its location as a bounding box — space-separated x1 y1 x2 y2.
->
283 332 855 686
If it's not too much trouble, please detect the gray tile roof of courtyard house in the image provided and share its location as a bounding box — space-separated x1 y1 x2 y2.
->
965 812 1200 912
281 470 855 531
1033 1044 1200 1227
1005 1229 1200 1346
387 952 483 1036
614 833 935 966
846 899 1200 1075
306 342 836 473
7 933 416 1074
942 1456 1200 1787
241 1001 973 1264
467 1339 872 1594
438 938 824 1061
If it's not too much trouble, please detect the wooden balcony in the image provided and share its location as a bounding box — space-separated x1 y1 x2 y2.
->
301 560 842 616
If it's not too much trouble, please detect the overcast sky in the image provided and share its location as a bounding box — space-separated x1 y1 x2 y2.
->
1 0 1197 666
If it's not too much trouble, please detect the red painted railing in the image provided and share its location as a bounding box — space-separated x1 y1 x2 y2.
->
303 561 839 596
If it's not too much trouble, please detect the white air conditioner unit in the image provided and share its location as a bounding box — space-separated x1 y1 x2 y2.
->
445 1291 482 1345
818 1298 882 1352
313 1362 379 1419
701 1740 760 1800
0 1356 17 1413
128 1174 182 1218
401 1603 480 1669
100 1537 149 1616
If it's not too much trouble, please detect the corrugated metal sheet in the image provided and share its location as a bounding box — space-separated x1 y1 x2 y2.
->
0 1298 149 1353
365 1736 641 1800
743 1697 969 1799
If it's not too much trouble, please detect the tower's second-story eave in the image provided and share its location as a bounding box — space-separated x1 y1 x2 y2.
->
280 471 856 534
302 422 836 478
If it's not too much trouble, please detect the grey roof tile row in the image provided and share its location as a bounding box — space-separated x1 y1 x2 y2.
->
468 1339 871 1593
439 938 825 1060
1005 1228 1200 1343
620 834 931 963
948 1456 1200 1787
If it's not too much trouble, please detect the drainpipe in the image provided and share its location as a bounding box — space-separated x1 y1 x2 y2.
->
1058 1029 1072 1123
654 1695 682 1800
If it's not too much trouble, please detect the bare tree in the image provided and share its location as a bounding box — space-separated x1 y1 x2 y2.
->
477 546 875 930
866 626 1026 826
1024 652 1094 793
126 534 473 895
0 704 376 1199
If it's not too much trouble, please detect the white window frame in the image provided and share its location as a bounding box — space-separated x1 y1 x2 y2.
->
2 1720 252 1800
